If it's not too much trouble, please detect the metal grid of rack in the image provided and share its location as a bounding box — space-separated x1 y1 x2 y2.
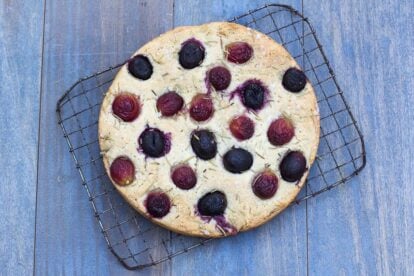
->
56 4 366 270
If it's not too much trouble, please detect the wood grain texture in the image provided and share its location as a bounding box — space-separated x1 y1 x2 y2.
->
304 0 414 275
0 1 44 275
171 1 307 275
34 1 173 275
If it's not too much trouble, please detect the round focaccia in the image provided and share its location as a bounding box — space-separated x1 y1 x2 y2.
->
99 22 319 238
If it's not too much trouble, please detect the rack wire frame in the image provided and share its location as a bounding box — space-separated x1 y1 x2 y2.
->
56 3 366 270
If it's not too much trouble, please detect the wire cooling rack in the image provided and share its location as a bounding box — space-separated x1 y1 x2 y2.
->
56 3 366 270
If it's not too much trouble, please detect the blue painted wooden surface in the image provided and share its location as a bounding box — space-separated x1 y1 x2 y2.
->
305 1 414 275
0 1 44 274
0 0 413 275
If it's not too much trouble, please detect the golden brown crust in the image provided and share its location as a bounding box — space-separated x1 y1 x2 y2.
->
98 22 320 238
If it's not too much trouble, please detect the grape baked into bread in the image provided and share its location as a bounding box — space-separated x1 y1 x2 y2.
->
99 22 320 238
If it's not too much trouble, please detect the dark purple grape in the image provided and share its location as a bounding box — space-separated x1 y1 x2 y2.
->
171 165 197 190
189 94 214 122
127 55 153 80
145 192 171 218
223 147 253 173
279 151 307 182
241 82 265 110
252 171 278 199
282 68 307 93
208 66 231 90
190 129 217 160
197 191 227 216
179 39 205 69
139 128 167 158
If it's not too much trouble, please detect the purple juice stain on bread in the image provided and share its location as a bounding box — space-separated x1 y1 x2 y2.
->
196 191 237 235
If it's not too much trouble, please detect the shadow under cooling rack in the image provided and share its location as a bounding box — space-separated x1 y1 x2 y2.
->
56 3 366 270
